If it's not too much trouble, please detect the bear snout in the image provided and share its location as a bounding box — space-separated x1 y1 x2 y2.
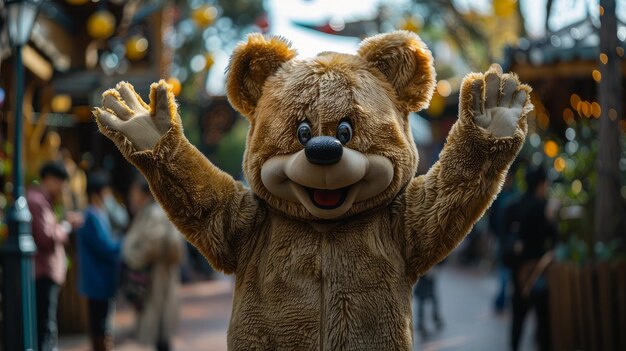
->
305 136 343 165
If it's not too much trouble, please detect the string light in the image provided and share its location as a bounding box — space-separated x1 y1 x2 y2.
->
87 11 116 39
577 101 591 118
599 53 608 64
592 70 602 82
591 102 601 118
570 94 580 109
563 108 574 125
544 140 558 158
166 77 182 96
436 80 451 97
554 157 566 172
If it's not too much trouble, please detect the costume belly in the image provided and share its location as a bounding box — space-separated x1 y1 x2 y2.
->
227 212 413 351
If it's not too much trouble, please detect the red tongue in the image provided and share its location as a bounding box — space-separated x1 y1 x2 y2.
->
312 189 342 207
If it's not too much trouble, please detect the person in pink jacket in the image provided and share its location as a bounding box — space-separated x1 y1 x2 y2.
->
27 162 83 351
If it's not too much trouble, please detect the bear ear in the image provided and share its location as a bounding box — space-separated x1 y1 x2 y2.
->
358 31 436 112
226 34 297 118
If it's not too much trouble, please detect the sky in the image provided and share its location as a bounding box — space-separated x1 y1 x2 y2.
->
206 0 625 94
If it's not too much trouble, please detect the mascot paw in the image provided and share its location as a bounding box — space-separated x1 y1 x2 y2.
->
464 64 531 138
93 80 178 151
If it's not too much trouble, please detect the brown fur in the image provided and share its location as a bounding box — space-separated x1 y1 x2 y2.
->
94 31 529 350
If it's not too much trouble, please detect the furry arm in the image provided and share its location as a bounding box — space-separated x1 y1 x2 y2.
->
403 66 531 280
93 80 262 273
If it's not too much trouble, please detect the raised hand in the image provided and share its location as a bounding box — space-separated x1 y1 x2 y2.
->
464 64 532 138
93 80 179 151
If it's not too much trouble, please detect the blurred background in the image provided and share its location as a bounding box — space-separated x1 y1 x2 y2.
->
0 0 624 350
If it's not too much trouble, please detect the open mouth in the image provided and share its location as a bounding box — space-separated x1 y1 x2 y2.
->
305 186 351 209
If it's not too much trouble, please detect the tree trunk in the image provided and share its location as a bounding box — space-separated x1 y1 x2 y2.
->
595 0 624 243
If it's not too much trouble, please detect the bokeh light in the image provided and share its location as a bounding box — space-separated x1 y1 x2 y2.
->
126 36 149 61
51 95 72 113
572 180 582 194
87 11 116 39
544 140 559 158
592 70 602 82
436 80 452 97
166 77 182 96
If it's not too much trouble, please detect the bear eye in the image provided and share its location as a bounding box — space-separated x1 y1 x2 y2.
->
297 122 312 146
336 121 353 145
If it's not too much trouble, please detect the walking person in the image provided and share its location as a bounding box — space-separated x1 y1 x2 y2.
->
413 272 443 335
27 161 84 351
507 167 557 351
77 171 122 351
489 171 520 313
122 175 184 351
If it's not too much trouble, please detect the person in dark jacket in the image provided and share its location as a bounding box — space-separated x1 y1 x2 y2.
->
507 167 557 351
489 171 520 312
77 171 122 351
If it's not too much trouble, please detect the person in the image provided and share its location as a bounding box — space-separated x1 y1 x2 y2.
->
488 170 520 313
506 167 557 351
413 272 443 335
102 187 129 237
122 175 184 351
27 161 83 351
76 171 122 351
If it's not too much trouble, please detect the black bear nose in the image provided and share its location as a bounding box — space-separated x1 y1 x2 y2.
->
305 136 343 165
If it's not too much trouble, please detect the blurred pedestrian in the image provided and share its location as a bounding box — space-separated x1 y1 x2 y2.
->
413 272 443 335
77 171 122 351
122 175 184 351
489 171 520 313
102 187 129 237
27 161 83 351
506 167 557 351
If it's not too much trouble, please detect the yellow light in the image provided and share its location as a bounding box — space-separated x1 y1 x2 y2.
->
563 108 574 125
427 92 446 117
609 108 618 121
591 102 601 118
436 80 452 97
617 47 624 57
192 5 218 28
577 101 591 118
66 0 89 5
544 140 558 158
554 157 566 172
599 5 605 16
599 53 608 64
51 94 72 113
126 36 149 61
87 11 116 39
166 77 182 96
570 94 580 109
592 69 602 82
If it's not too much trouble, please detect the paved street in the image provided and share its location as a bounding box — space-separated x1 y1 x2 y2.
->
60 262 536 351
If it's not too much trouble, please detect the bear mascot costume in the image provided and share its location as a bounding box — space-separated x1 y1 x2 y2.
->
94 31 531 350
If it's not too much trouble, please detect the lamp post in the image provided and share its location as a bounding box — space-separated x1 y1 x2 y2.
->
1 0 43 350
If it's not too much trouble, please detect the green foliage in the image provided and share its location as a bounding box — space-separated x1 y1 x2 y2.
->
524 118 626 263
211 117 248 178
